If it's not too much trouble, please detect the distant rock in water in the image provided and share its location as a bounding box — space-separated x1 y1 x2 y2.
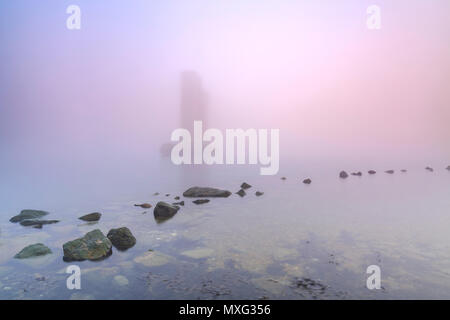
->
63 229 112 262
236 189 246 197
281 177 287 180
446 166 450 171
339 171 349 179
107 227 136 251
240 182 252 190
10 210 49 223
134 203 152 209
153 192 159 196
172 201 185 206
303 178 312 184
79 212 102 222
385 170 395 174
193 199 210 205
183 187 231 198
401 169 407 173
351 172 362 176
165 194 170 197
425 166 434 172
255 191 264 196
15 243 52 259
154 202 180 221
19 219 59 228
174 196 180 200
368 170 376 175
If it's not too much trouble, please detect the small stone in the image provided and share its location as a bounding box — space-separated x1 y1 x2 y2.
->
174 196 180 200
172 201 185 206
401 169 407 173
153 192 159 196
236 189 246 197
134 203 152 209
193 199 210 205
425 166 434 172
240 182 252 190
255 191 264 196
14 244 52 259
351 172 362 176
165 194 170 197
302 178 312 184
107 227 136 251
368 170 376 174
78 212 102 222
339 171 349 179
446 166 450 171
385 170 395 174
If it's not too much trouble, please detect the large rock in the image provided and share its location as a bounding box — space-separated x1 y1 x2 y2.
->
107 227 136 251
183 187 231 198
10 210 49 223
63 229 112 261
14 243 52 259
79 212 102 222
154 202 180 221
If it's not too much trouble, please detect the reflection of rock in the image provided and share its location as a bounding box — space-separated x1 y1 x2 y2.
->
133 251 172 267
255 191 264 196
63 229 112 261
240 182 252 190
339 171 348 179
14 243 52 259
368 170 376 175
302 178 312 184
154 202 180 222
193 199 210 205
10 210 49 223
107 227 136 251
236 189 246 197
183 187 231 198
78 212 101 222
19 220 59 228
134 203 152 209
181 248 214 259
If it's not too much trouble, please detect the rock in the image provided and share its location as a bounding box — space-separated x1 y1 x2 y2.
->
172 201 185 206
255 191 264 196
236 189 246 197
351 172 362 176
193 199 210 205
107 227 136 251
153 192 159 196
154 202 180 221
302 178 312 184
281 177 287 180
165 194 170 197
63 229 112 262
134 203 152 209
174 196 180 200
10 210 49 223
113 275 129 287
446 166 450 171
368 170 376 174
183 187 231 198
14 243 52 259
240 182 252 190
425 166 434 172
19 220 59 228
78 212 101 222
339 171 349 179
385 170 395 174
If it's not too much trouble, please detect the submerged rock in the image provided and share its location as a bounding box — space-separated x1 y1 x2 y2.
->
14 243 52 259
385 170 395 174
19 219 59 228
303 178 312 184
134 203 152 209
172 201 185 206
368 170 376 175
240 182 252 190
113 275 129 287
255 191 264 196
236 189 246 197
153 192 159 196
63 229 112 262
183 187 231 198
133 251 171 267
154 202 180 221
10 210 49 223
107 227 136 251
78 212 102 222
425 166 434 172
193 199 210 205
351 172 362 176
339 171 349 179
181 248 214 259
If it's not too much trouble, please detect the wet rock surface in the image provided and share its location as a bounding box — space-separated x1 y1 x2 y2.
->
107 227 136 251
63 229 112 261
14 244 52 259
172 201 185 206
351 172 362 176
78 212 102 222
10 210 49 223
183 187 231 198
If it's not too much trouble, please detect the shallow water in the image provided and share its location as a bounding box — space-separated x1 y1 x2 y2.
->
1 160 450 300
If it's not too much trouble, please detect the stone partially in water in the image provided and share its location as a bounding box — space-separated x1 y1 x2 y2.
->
181 248 214 259
174 196 180 200
401 169 407 173
236 189 246 197
255 191 264 196
107 227 136 251
240 182 252 190
183 187 231 198
385 170 395 174
63 229 112 262
193 199 210 205
302 178 312 184
78 212 102 222
425 166 434 172
351 172 362 176
10 210 49 223
368 170 376 175
339 171 348 179
133 251 172 267
172 201 185 206
134 203 152 209
154 202 180 222
14 243 52 259
19 220 59 228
